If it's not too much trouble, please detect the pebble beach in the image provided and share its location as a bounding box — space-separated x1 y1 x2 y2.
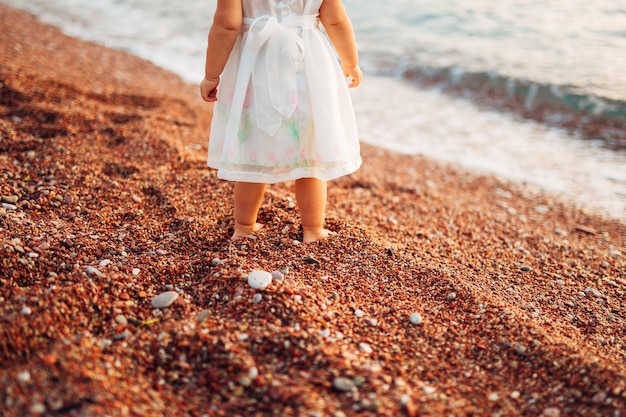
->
1 5 625 417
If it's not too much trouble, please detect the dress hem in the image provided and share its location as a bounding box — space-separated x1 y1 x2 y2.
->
208 158 362 184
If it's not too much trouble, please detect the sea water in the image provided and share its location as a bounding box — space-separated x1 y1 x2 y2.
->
3 0 626 220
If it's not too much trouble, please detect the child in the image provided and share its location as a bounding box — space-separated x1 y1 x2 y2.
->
200 0 362 243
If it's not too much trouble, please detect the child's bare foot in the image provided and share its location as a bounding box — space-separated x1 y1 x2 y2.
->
231 222 263 240
303 228 334 243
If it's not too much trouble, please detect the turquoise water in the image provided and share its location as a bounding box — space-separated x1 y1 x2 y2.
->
348 0 626 145
2 0 626 219
349 0 626 102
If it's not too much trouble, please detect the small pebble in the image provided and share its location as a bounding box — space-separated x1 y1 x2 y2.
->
513 344 527 356
304 255 320 264
253 293 263 304
85 267 103 278
21 306 32 315
354 309 365 318
510 390 521 399
17 371 31 383
365 317 378 326
584 287 602 298
270 270 284 284
542 408 561 417
358 342 373 354
196 310 211 323
132 268 140 276
99 259 111 267
1 195 19 203
30 403 46 414
409 313 423 325
423 386 436 395
520 265 532 272
592 391 607 403
2 203 17 210
151 291 179 309
115 315 128 325
211 258 222 266
446 292 457 301
333 377 356 393
487 392 499 401
353 375 366 386
247 270 272 289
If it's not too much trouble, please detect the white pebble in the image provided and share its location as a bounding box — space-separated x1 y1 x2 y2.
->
151 291 179 308
447 292 457 301
115 315 128 325
132 268 140 276
21 306 32 315
358 342 373 354
99 259 112 267
409 313 423 325
247 270 272 289
354 309 365 318
85 266 103 278
253 293 263 304
248 367 259 379
542 408 561 417
271 270 284 284
17 371 31 383
487 392 499 401
423 386 436 395
333 377 356 393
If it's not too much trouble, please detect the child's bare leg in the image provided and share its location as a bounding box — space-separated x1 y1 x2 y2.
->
232 182 266 240
295 178 332 243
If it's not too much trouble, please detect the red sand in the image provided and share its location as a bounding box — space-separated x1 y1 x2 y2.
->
1 5 625 416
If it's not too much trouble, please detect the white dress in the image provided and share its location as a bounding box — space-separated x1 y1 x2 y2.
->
208 0 361 184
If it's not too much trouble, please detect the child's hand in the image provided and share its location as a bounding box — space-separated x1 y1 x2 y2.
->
342 64 363 88
200 77 220 102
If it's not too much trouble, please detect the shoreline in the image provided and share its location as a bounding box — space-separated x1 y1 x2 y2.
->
1 5 625 416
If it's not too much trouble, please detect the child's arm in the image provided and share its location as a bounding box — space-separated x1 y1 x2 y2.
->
200 0 243 102
319 0 362 88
